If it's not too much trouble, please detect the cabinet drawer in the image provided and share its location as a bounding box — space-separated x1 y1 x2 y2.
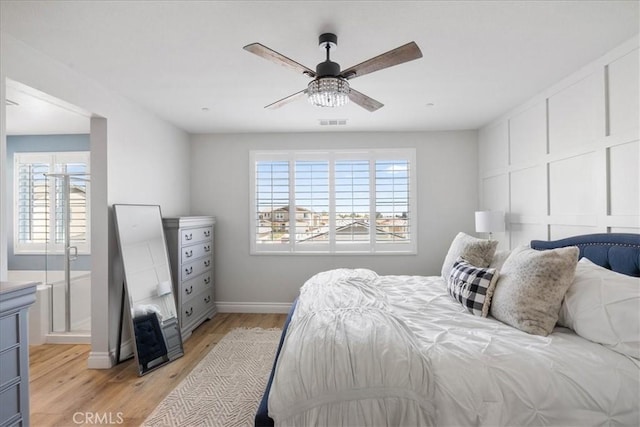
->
181 226 213 245
180 242 213 264
163 320 181 348
0 382 20 426
181 255 213 281
0 348 19 388
0 314 18 352
181 289 214 327
161 318 182 359
180 271 213 304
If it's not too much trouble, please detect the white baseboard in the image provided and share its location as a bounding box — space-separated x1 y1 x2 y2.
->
45 333 91 344
116 338 135 363
216 301 292 314
87 351 113 369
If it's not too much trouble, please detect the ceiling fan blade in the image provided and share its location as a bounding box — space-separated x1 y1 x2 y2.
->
348 89 384 112
264 89 307 109
244 43 316 78
340 42 423 80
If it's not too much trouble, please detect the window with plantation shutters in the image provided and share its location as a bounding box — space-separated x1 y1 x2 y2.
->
14 152 90 254
250 149 416 254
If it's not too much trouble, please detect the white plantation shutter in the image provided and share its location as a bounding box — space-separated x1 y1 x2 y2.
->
250 149 416 254
14 152 90 254
375 159 411 243
55 163 90 246
294 160 329 245
335 159 370 242
16 157 49 247
255 160 289 244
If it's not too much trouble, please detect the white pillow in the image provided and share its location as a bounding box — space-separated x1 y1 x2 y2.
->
441 232 498 279
559 257 640 359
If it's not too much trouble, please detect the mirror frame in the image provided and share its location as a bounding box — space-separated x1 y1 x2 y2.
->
113 204 184 375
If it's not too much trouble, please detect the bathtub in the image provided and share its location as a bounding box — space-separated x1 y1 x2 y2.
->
7 270 91 345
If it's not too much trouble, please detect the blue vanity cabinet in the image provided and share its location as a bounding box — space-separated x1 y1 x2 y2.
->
0 281 37 427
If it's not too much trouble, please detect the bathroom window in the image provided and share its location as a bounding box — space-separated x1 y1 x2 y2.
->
13 152 91 254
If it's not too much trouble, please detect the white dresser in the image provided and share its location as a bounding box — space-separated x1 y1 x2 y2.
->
0 281 37 427
162 216 216 339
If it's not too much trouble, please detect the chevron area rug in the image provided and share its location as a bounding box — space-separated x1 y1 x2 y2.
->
142 328 281 427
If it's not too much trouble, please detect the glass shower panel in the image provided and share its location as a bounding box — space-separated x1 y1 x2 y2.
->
45 169 91 334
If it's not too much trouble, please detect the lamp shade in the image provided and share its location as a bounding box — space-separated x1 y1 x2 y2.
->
156 280 172 297
475 211 505 233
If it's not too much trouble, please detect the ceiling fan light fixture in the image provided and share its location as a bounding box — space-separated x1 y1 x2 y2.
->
244 33 422 112
307 77 350 108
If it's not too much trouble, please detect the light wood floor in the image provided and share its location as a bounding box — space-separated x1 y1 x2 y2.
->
29 313 287 427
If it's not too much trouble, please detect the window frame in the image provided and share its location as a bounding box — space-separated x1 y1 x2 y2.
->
250 148 417 255
13 151 91 255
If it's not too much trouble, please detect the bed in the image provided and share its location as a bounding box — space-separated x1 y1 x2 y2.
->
255 233 640 426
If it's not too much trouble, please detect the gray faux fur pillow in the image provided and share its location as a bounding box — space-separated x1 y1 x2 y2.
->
490 245 579 336
441 232 498 279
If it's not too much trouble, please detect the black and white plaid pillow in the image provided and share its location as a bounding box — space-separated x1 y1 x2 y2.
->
448 256 500 317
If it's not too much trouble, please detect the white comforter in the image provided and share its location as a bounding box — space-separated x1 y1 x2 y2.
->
268 269 640 427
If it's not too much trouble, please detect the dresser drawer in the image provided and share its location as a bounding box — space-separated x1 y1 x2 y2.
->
180 271 213 304
180 242 213 264
0 348 19 388
0 314 18 352
181 255 213 281
161 318 182 359
0 382 20 426
181 288 214 327
181 226 213 245
163 320 180 347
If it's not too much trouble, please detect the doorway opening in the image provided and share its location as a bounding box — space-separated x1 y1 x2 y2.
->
5 79 92 344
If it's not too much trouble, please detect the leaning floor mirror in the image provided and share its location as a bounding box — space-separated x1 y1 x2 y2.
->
114 204 184 375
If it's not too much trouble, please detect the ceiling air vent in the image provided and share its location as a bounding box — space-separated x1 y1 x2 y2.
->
319 119 347 126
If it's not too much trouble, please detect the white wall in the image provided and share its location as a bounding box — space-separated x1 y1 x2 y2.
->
1 34 191 368
478 36 639 248
0 63 6 280
190 131 477 311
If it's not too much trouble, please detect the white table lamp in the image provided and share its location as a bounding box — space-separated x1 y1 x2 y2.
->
156 280 172 297
475 211 505 240
156 280 175 319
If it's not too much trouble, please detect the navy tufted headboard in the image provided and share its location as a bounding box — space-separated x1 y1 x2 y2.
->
531 233 640 277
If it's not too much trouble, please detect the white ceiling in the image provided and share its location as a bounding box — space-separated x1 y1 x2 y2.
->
1 1 638 135
5 82 91 135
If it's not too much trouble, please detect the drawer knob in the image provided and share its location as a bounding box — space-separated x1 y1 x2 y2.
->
185 233 193 241
185 285 193 295
204 230 211 237
204 295 211 303
185 249 193 258
204 245 211 252
204 276 211 285
185 266 193 276
204 260 211 267
185 307 193 317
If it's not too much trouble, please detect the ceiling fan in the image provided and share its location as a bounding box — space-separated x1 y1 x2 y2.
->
243 33 423 112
